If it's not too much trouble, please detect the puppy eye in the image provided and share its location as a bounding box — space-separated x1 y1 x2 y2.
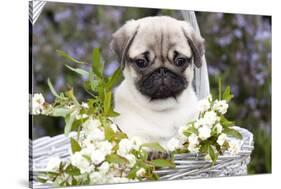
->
174 57 189 67
134 58 148 68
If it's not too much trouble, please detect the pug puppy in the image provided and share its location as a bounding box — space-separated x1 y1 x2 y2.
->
111 16 205 146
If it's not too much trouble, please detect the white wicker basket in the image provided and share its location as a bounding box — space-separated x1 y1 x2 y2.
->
29 126 254 188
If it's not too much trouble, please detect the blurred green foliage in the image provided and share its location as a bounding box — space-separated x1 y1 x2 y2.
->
32 2 271 174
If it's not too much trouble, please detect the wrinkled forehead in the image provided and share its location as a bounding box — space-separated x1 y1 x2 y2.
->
128 19 192 58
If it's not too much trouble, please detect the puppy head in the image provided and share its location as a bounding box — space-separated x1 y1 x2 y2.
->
111 16 205 101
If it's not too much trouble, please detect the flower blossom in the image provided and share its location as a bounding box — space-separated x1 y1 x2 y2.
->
198 125 211 140
213 100 229 114
217 133 227 146
136 168 146 177
166 138 181 151
32 93 45 115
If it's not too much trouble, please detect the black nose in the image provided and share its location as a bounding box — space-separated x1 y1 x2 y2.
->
158 67 168 77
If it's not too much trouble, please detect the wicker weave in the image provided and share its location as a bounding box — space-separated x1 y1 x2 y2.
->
30 126 253 188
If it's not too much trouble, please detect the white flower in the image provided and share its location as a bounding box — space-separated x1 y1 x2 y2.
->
124 154 136 167
46 156 61 171
83 118 101 134
99 162 110 174
214 123 223 134
178 126 188 140
130 136 143 150
188 134 199 146
217 133 227 146
136 168 146 177
187 134 200 153
203 111 217 126
213 100 229 114
70 152 92 174
81 102 89 109
228 141 241 155
86 127 105 141
90 171 105 184
75 114 88 120
194 120 202 129
91 150 106 165
117 139 134 156
79 145 95 156
96 141 113 155
188 144 200 153
32 93 45 115
205 154 212 161
110 123 118 132
198 125 211 140
166 138 181 151
198 98 210 112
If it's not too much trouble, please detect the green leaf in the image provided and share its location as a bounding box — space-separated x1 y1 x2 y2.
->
106 154 128 164
222 86 234 102
223 127 243 139
106 110 120 117
88 68 98 91
82 155 91 162
65 88 80 105
149 159 176 168
141 142 166 152
56 50 87 64
199 142 209 153
64 113 76 135
140 150 149 160
127 165 139 179
92 48 103 79
208 144 218 164
104 125 115 141
114 132 128 142
51 108 72 117
220 116 234 127
65 65 89 77
70 137 81 153
106 68 123 90
65 164 81 176
183 126 198 136
47 78 61 99
71 176 78 185
37 177 48 183
103 91 112 116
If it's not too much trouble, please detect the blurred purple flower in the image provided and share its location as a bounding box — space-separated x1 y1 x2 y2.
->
245 97 257 109
235 52 242 61
110 9 122 22
236 15 246 27
250 53 259 64
76 5 93 20
105 61 119 76
207 66 220 76
55 75 65 90
230 84 240 97
255 30 271 41
255 72 266 86
234 29 242 38
55 9 71 22
217 34 233 47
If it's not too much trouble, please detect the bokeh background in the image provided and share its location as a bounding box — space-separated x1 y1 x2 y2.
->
31 2 271 174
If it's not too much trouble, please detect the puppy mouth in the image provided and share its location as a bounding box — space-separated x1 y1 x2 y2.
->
137 67 187 100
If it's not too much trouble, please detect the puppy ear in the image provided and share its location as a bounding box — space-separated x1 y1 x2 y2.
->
110 20 139 70
181 22 205 68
